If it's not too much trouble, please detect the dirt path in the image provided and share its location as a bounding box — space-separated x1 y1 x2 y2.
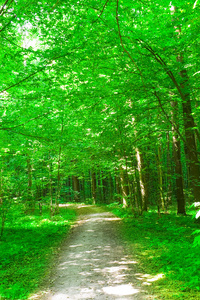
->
33 205 155 300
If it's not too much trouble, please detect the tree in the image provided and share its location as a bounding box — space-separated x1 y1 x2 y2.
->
0 0 199 219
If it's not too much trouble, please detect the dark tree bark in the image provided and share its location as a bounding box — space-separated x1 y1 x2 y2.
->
166 131 173 207
178 55 200 202
115 173 121 203
81 177 85 202
171 101 186 215
157 145 165 213
72 176 80 202
172 6 200 202
102 172 107 203
91 172 96 204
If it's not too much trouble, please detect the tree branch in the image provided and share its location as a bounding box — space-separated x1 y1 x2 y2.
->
8 130 50 141
0 52 71 94
0 112 50 131
0 0 9 15
49 0 60 12
137 39 186 102
0 14 16 33
93 0 110 22
116 0 146 91
2 35 34 52
153 90 186 144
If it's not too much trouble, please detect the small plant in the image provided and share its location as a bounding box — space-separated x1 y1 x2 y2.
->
0 195 11 240
111 204 200 299
0 204 76 300
85 198 94 204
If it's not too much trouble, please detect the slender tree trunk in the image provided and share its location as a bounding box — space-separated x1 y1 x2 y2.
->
48 158 53 215
86 171 92 199
166 131 172 207
157 145 165 213
66 177 71 201
0 168 3 205
36 184 42 215
91 172 96 204
26 154 34 212
0 169 5 240
55 121 64 212
136 148 148 212
99 171 103 203
102 172 107 203
171 101 186 214
120 167 129 207
130 159 140 214
115 172 121 203
109 174 114 203
124 155 135 207
55 145 62 213
72 176 80 202
81 177 85 202
132 169 140 214
134 168 143 213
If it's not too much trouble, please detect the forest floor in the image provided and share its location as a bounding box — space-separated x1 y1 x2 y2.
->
30 205 156 300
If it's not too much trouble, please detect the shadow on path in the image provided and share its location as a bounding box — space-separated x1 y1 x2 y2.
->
31 205 154 300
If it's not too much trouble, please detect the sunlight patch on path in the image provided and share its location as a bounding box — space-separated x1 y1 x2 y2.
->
31 206 154 300
136 273 165 286
50 284 140 300
103 284 139 296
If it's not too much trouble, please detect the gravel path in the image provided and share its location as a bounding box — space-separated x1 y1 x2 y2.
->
33 205 154 300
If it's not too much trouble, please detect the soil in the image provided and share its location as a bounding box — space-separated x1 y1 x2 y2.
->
30 205 156 300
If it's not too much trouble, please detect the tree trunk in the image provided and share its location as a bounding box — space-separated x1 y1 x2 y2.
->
120 167 129 207
81 177 85 202
166 131 173 207
55 145 62 213
0 169 6 240
102 172 107 203
171 5 200 202
47 158 53 215
91 172 96 204
136 148 148 212
157 145 165 213
72 176 80 202
115 173 121 203
171 101 186 215
26 154 34 212
66 177 72 201
178 55 200 202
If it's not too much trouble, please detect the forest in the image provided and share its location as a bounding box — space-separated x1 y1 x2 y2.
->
0 0 200 299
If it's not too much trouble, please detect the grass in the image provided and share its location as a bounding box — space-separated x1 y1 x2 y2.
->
110 204 200 299
2 202 200 299
0 204 76 300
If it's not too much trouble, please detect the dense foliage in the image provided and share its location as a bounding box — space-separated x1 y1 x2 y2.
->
0 0 200 297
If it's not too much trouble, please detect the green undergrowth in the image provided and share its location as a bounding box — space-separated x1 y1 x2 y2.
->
0 204 76 300
110 204 200 299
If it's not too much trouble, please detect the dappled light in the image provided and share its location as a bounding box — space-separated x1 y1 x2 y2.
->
136 273 165 286
1 0 200 298
46 285 140 299
103 284 139 296
30 208 150 299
